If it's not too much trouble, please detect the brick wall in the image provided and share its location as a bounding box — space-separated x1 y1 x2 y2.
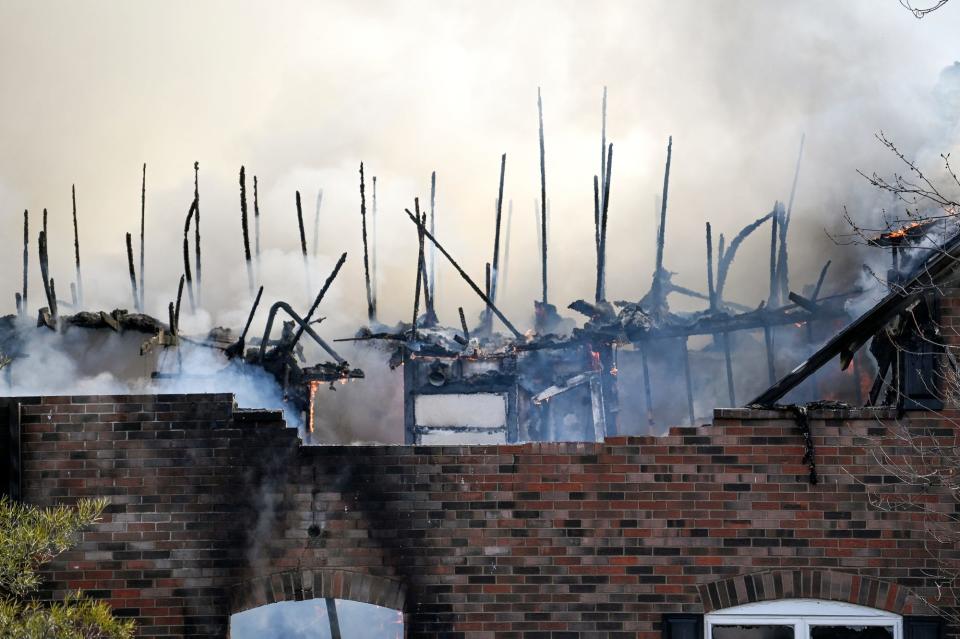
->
7 394 959 637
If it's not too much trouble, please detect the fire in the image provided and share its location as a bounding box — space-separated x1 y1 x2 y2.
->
885 221 922 239
590 350 601 372
307 380 322 434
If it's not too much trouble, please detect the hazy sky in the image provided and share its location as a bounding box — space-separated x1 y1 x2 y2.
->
1 0 959 332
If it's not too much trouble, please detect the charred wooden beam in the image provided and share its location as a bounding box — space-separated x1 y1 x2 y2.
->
258 301 344 364
715 209 775 303
748 230 960 406
428 171 436 305
226 284 263 359
593 175 601 301
769 205 779 307
239 167 255 296
295 190 310 295
775 201 789 305
359 163 375 323
652 137 673 309
37 228 56 320
484 262 492 334
404 208 523 339
193 162 202 306
292 252 348 349
412 203 426 340
491 153 506 305
139 163 146 311
706 222 716 311
599 85 607 217
459 306 470 341
596 144 613 303
125 232 140 312
71 187 83 308
182 200 197 312
537 87 548 304
174 274 185 336
21 210 28 318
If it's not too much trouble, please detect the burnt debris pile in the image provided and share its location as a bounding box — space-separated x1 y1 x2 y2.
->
4 87 939 444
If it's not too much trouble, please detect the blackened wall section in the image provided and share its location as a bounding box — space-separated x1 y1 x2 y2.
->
12 394 959 637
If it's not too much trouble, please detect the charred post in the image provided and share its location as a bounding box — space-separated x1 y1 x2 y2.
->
21 210 28 317
593 176 602 301
239 166 254 296
296 190 310 295
182 200 197 312
193 161 202 306
359 163 375 322
769 206 779 307
596 143 613 302
491 153 506 304
600 85 607 215
652 136 673 309
706 222 716 311
458 306 470 341
412 203 425 340
38 228 56 319
174 274 185 336
484 262 492 334
125 232 140 312
291 252 348 347
428 171 436 305
71 186 83 308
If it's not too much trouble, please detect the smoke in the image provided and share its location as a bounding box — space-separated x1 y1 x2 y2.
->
1 1 960 433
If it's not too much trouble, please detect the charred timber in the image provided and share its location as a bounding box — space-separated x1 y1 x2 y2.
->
194 162 202 305
359 163 375 322
239 166 254 296
404 208 523 339
125 232 140 312
71 186 83 308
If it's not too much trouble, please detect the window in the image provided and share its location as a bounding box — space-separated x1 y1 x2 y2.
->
705 600 902 639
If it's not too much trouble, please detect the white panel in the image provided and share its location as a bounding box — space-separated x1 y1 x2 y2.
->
418 429 507 445
415 393 507 428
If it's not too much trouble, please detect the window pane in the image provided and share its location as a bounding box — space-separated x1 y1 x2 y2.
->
712 625 795 639
810 626 893 639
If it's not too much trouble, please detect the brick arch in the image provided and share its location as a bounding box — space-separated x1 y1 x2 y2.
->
230 568 406 616
697 570 922 615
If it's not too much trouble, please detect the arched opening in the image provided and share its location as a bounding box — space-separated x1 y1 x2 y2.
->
231 598 403 638
705 599 902 639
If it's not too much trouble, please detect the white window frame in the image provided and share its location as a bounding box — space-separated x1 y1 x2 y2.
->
705 599 902 639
